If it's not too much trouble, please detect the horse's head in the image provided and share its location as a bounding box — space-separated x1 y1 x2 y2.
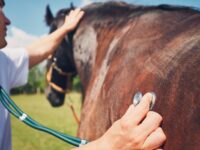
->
45 4 77 107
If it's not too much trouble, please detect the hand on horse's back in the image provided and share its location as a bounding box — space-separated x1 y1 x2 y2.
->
63 8 84 32
72 93 166 150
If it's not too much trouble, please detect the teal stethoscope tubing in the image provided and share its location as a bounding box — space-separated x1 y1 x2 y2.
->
0 86 88 147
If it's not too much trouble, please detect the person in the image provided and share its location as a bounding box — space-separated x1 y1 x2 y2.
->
0 0 166 150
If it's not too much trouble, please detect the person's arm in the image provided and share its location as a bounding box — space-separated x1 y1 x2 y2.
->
26 8 84 68
73 93 166 150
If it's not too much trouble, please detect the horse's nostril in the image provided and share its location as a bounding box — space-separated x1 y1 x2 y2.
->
45 87 65 107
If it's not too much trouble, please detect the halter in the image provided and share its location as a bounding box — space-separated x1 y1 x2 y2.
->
46 57 80 124
0 86 88 147
46 58 75 94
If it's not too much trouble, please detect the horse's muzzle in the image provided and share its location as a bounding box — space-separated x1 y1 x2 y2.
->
45 86 65 107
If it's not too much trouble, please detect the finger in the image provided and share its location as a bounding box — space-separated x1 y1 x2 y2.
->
138 111 162 138
76 11 85 22
68 10 74 16
119 104 137 129
142 127 166 150
67 11 84 27
132 93 152 125
122 104 136 119
121 93 152 127
74 8 81 12
73 8 81 16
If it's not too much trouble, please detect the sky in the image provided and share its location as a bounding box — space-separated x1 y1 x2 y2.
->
3 0 200 49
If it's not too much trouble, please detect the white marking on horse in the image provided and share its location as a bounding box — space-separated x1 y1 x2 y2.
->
74 26 97 72
87 25 132 101
88 37 121 101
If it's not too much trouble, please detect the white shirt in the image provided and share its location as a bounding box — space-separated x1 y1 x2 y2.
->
0 48 29 150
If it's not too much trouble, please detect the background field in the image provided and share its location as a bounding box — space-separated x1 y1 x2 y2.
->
11 93 82 150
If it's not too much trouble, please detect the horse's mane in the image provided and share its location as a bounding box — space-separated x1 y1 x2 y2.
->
54 1 200 24
83 1 200 17
83 1 200 13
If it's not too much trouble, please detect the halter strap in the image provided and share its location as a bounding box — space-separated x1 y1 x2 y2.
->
46 62 74 94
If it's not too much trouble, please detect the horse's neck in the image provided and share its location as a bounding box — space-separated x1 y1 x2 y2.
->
73 25 98 89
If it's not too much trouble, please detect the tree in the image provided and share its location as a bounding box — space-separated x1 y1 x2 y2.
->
11 66 45 94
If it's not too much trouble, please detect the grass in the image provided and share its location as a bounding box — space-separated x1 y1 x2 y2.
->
11 93 82 150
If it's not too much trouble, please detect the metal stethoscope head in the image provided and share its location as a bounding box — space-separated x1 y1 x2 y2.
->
133 92 156 110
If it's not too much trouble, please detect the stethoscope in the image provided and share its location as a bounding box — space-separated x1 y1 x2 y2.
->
0 86 88 147
0 85 156 147
133 91 156 110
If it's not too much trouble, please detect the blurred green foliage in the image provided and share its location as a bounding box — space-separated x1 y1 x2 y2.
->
11 66 82 95
11 66 45 94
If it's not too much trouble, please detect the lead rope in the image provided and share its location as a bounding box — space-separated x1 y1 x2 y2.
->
66 93 80 125
0 86 88 147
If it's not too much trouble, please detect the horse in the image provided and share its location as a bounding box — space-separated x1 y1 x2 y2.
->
45 2 200 149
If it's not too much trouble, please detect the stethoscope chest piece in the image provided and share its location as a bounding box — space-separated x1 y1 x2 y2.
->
133 92 156 110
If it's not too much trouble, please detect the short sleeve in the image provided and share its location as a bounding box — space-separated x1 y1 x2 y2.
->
1 48 29 90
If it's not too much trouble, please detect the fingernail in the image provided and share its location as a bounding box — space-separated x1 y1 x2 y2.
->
149 92 156 110
133 92 142 106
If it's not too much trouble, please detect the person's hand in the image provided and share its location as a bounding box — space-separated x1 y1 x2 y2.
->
63 8 84 32
97 92 166 150
73 93 166 150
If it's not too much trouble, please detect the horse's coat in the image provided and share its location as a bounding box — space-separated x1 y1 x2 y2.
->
45 2 200 149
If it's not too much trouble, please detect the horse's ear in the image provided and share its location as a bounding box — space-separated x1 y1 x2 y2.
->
45 5 54 26
70 2 75 10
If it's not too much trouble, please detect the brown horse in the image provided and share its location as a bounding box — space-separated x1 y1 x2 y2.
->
45 2 200 149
